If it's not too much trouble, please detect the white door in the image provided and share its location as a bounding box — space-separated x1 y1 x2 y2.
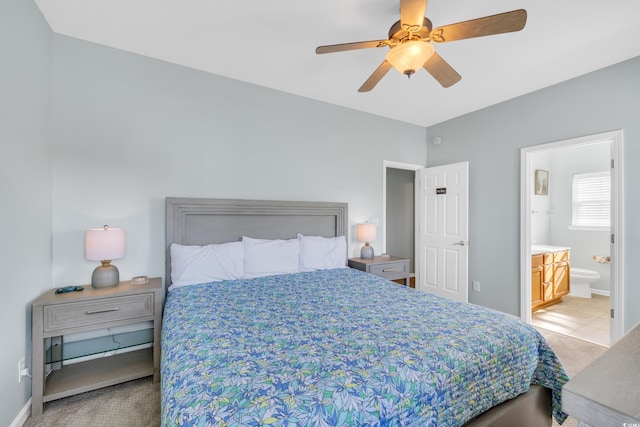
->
417 162 469 302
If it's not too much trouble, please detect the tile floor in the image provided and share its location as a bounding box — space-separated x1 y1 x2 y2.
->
531 294 610 347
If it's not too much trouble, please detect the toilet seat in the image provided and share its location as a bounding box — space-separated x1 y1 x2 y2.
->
570 267 600 279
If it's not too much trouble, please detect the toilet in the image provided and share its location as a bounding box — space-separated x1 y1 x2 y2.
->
570 267 600 298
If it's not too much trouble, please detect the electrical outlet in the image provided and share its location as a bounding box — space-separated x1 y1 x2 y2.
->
18 357 30 383
18 357 26 382
472 281 480 292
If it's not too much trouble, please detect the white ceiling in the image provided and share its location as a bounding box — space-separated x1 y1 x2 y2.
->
36 0 640 127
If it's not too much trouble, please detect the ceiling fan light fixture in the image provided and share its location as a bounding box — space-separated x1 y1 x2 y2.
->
386 41 435 77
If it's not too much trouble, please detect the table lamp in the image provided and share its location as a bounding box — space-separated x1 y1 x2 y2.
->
85 225 124 288
358 223 376 259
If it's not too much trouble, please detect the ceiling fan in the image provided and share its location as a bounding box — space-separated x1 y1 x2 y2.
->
316 0 527 92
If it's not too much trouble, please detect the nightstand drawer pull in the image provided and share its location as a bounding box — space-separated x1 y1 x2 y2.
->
382 268 396 272
86 307 120 315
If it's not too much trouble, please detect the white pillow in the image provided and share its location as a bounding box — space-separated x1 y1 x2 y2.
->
170 241 243 289
297 233 347 271
242 236 299 279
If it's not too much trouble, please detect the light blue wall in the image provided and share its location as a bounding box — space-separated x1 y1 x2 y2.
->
51 35 428 288
531 152 552 244
0 0 52 424
426 56 640 332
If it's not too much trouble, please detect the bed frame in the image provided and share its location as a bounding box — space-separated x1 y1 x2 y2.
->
164 197 552 427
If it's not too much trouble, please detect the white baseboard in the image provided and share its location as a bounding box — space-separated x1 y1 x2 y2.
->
590 289 611 297
10 398 31 427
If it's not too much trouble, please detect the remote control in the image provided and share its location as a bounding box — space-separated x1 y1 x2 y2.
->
55 285 84 294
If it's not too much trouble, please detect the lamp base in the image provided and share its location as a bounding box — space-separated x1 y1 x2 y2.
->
91 262 120 288
361 244 374 260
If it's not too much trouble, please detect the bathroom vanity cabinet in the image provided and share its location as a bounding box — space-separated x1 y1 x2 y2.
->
532 248 570 311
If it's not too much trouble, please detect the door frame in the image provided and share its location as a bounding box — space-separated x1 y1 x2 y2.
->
382 160 425 284
520 130 624 343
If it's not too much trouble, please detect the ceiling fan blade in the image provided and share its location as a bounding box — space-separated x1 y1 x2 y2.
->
400 0 428 31
423 53 461 88
358 61 393 92
430 9 527 43
316 40 389 54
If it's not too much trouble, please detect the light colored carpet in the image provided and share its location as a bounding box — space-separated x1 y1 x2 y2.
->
23 377 160 427
535 327 608 427
22 327 606 426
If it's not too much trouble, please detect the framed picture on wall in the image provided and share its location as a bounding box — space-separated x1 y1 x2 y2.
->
535 169 549 195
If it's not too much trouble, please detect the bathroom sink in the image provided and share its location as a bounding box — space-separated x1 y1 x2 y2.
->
531 245 570 255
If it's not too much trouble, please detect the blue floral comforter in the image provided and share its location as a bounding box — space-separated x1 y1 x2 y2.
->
161 268 568 426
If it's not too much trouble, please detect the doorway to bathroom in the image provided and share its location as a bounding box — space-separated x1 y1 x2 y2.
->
520 131 624 346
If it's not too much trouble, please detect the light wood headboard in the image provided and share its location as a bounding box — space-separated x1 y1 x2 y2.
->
165 197 348 288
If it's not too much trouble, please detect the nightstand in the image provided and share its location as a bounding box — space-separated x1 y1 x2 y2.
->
348 256 410 286
31 278 163 416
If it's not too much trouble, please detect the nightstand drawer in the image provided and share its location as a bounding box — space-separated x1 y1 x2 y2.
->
369 261 408 279
43 293 154 332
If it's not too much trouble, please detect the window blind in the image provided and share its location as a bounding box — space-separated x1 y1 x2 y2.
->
572 171 610 228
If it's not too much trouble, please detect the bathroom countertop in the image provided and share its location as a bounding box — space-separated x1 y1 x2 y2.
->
531 245 571 255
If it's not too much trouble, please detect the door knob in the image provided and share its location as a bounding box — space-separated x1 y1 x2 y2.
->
453 241 467 246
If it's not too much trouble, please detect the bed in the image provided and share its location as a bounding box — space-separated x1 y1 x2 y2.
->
162 197 568 426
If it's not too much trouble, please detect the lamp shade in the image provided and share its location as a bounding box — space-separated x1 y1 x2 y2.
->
85 226 124 261
386 41 435 76
357 223 377 243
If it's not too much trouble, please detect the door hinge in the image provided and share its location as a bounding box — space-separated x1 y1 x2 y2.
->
611 158 615 168
611 234 615 244
611 308 615 319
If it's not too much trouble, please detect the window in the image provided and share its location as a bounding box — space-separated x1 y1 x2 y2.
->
571 171 610 230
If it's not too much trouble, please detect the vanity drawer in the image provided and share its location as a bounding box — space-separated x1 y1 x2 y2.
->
43 293 154 332
532 254 544 268
369 261 408 279
554 250 570 263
